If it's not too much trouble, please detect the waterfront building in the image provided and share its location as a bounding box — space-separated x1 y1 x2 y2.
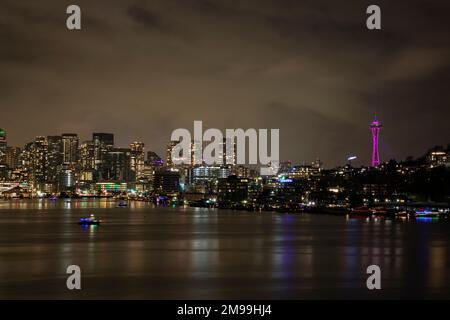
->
217 175 249 205
153 167 180 196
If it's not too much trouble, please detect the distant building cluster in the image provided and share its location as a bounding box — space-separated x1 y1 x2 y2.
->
0 127 449 212
0 129 163 197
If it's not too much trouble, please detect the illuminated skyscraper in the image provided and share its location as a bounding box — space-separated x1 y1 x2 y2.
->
31 136 48 188
5 147 21 169
166 140 183 167
219 138 236 166
130 142 145 181
370 116 382 167
79 140 95 182
106 148 132 182
80 141 95 170
93 133 114 179
62 133 79 165
46 136 63 183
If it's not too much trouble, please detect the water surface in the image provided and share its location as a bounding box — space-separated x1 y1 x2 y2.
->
0 199 449 299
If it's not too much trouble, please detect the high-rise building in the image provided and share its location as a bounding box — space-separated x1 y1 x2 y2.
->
62 133 79 165
80 140 95 171
166 141 179 167
219 137 236 166
31 136 48 188
130 142 145 181
105 148 132 182
79 140 95 183
46 136 63 183
93 133 114 179
59 169 75 192
191 140 202 165
166 140 208 167
0 128 7 164
5 147 21 169
370 116 382 167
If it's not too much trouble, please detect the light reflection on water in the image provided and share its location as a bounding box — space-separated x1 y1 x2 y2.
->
0 199 449 299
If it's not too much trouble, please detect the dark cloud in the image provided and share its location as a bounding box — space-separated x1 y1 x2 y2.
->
0 0 449 167
128 5 164 30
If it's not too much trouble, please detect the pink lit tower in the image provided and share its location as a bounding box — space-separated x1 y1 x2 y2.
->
370 115 382 167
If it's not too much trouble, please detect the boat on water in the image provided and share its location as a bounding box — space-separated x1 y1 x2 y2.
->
350 206 373 215
78 214 101 225
415 208 439 218
371 207 388 215
117 201 128 207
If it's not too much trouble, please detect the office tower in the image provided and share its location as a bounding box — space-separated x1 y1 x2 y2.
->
79 140 95 183
59 169 75 192
219 138 236 165
46 136 63 183
80 141 95 170
5 147 21 169
31 136 48 187
62 133 79 165
93 133 114 179
130 142 145 181
166 141 179 167
370 116 382 167
106 148 132 182
191 140 202 165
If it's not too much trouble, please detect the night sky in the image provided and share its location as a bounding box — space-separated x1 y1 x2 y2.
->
1 0 450 167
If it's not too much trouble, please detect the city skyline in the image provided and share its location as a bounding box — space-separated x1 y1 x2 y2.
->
2 1 450 167
1 121 449 169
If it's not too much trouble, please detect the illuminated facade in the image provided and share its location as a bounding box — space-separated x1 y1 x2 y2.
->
62 133 79 165
46 136 63 184
105 148 132 182
93 133 114 180
130 142 145 181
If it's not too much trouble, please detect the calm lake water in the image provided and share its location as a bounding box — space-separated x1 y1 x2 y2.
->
0 199 449 299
